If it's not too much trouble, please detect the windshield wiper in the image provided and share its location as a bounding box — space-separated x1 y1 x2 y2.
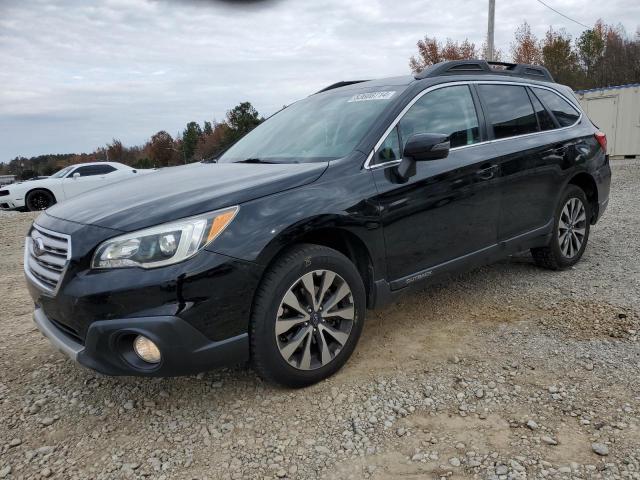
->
235 158 276 164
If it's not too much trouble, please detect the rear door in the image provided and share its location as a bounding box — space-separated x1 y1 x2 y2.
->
477 83 576 241
370 84 502 284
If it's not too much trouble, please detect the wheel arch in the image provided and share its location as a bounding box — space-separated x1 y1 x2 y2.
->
567 172 598 223
257 222 378 309
25 187 57 207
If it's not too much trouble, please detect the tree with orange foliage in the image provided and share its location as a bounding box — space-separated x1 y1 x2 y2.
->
106 139 124 163
194 122 232 161
541 27 580 86
511 22 542 65
409 37 479 73
145 131 175 167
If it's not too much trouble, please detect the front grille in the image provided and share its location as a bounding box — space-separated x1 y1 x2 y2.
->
24 224 71 294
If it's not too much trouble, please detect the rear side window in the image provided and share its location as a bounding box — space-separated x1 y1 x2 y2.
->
532 87 581 127
398 85 480 149
528 89 556 131
478 85 538 139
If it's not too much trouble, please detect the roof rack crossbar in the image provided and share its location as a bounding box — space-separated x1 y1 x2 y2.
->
415 59 554 82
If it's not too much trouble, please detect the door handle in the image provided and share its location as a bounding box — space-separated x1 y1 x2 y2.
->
476 165 498 180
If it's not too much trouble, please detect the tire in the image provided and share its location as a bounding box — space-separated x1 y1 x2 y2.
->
25 189 56 211
531 185 591 270
250 244 366 387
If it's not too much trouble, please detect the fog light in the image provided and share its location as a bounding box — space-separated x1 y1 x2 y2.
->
133 335 161 364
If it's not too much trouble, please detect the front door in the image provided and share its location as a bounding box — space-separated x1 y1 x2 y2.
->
62 164 117 199
370 84 501 285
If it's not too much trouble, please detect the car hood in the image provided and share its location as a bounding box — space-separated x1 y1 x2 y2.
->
4 178 56 194
45 161 328 232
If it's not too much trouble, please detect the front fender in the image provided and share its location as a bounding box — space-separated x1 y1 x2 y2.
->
25 181 64 201
205 156 387 280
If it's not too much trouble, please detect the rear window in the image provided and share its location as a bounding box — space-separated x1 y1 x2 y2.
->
532 88 581 127
478 85 538 139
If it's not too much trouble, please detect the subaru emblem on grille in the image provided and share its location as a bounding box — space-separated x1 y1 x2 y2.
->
33 237 45 257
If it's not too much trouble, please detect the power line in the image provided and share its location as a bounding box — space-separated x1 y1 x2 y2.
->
535 0 591 29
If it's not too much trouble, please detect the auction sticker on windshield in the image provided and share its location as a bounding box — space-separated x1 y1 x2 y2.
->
347 91 396 102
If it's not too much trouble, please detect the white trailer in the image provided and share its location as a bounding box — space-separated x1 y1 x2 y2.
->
576 84 640 159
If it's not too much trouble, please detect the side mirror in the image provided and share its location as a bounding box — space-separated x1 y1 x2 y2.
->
403 133 450 161
72 172 80 179
393 133 450 182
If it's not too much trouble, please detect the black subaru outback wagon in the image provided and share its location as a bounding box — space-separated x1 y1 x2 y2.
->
25 60 610 387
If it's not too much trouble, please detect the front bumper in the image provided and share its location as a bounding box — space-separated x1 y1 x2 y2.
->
25 213 264 376
33 307 249 376
0 197 23 210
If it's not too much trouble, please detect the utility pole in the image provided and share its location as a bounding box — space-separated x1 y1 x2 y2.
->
487 0 495 61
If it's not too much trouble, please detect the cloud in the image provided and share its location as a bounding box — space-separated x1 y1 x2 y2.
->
0 0 638 160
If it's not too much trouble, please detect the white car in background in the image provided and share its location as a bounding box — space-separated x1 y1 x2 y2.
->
0 162 151 211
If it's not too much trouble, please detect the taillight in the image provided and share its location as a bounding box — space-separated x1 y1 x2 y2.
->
595 131 607 153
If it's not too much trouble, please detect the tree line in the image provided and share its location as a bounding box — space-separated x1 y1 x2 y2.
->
1 101 263 179
3 19 638 178
410 19 639 90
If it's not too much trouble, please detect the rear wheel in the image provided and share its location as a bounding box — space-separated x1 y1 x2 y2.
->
531 185 591 270
250 244 366 387
26 189 56 211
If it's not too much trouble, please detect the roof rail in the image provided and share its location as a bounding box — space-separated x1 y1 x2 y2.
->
415 60 554 82
315 80 369 94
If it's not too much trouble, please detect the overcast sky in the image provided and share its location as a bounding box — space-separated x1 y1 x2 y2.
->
0 0 637 161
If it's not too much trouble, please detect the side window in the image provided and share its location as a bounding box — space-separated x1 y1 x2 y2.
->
398 85 480 149
478 85 538 139
71 165 116 177
528 88 556 131
532 88 580 127
93 165 116 175
375 127 401 164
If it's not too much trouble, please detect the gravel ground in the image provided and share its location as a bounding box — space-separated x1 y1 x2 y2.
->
0 161 638 480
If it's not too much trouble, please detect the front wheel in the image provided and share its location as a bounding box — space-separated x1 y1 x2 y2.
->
250 244 366 387
531 185 591 270
26 189 56 211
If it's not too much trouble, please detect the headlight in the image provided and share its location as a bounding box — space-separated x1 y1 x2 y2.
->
91 206 238 269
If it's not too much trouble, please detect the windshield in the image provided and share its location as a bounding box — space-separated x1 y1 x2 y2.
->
51 166 74 178
218 88 400 163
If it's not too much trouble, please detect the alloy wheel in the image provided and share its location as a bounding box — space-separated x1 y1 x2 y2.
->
558 197 587 258
275 269 355 370
29 192 51 210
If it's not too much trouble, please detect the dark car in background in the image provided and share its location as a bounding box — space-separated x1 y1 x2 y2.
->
25 60 610 387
